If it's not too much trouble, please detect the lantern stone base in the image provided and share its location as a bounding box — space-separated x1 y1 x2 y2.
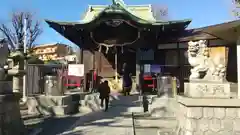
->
184 82 236 98
177 96 240 135
0 93 25 135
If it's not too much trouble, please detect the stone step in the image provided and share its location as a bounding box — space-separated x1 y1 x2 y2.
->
134 118 178 129
27 95 74 108
78 104 143 114
78 93 178 117
79 93 141 107
133 117 178 135
28 101 79 116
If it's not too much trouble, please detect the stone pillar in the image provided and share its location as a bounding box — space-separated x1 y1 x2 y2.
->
237 38 240 98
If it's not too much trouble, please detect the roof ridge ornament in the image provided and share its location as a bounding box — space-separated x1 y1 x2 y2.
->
112 0 126 7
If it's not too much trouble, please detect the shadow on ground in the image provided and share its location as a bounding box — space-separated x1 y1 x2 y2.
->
26 93 141 135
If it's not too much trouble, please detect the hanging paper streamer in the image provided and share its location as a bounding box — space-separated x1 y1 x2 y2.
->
98 45 102 52
105 46 109 53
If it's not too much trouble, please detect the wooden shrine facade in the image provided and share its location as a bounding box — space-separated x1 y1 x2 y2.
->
45 0 238 89
80 31 237 85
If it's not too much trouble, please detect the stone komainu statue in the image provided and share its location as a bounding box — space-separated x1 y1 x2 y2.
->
187 40 226 82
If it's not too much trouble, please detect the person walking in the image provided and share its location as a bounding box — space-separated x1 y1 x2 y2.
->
98 80 111 111
123 73 132 96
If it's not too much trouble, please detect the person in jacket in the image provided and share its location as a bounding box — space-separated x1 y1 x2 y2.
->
98 80 111 111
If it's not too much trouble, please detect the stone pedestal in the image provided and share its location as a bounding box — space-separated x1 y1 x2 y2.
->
177 96 240 135
0 93 25 135
0 81 13 94
184 82 235 98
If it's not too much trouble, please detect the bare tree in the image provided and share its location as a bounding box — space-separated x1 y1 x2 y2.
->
0 11 42 50
232 0 240 18
151 4 169 21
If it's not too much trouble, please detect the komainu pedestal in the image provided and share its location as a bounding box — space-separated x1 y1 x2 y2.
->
176 40 239 135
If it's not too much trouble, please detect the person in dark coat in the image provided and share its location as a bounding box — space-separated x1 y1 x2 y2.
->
122 63 132 96
98 80 111 111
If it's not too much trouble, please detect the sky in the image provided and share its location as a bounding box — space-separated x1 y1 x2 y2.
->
0 0 235 48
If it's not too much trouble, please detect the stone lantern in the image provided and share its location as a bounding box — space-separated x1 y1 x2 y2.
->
7 49 26 93
0 40 25 134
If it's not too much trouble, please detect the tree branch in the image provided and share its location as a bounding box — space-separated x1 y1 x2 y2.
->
0 11 42 50
0 24 16 50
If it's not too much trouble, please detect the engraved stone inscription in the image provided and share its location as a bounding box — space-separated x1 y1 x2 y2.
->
212 85 225 94
196 84 208 93
185 82 231 98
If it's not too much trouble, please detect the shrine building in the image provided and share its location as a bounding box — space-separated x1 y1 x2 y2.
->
45 0 240 92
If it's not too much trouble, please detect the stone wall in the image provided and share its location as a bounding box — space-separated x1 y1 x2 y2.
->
177 96 240 135
0 94 25 135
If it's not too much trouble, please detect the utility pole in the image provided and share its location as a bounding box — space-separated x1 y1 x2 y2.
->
22 18 27 102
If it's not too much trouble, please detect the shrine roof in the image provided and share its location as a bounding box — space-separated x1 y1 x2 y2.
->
45 0 192 47
176 29 217 42
81 4 156 23
46 0 191 29
45 19 192 28
197 19 240 43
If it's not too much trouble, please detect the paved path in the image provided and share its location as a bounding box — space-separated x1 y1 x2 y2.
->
59 94 140 135
28 93 177 135
59 107 165 135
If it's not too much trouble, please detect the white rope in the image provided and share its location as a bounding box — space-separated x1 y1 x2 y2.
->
89 19 140 54
90 31 140 53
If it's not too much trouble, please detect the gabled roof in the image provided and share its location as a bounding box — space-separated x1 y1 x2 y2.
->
46 0 191 28
177 29 217 42
45 0 192 47
197 19 240 43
